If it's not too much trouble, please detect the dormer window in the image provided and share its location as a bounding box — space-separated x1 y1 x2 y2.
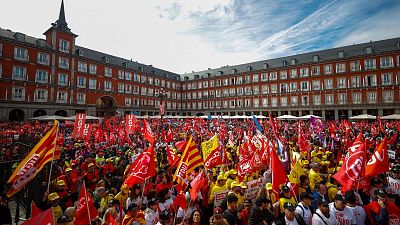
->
313 55 319 62
247 66 252 72
76 49 84 57
291 59 296 66
218 71 223 76
397 42 400 51
263 63 269 69
102 56 110 63
194 75 200 79
282 60 288 67
338 51 344 58
36 39 47 48
123 62 129 69
231 69 237 74
365 47 372 54
14 33 25 42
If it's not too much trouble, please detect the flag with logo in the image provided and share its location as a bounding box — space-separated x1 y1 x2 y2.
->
123 145 155 187
365 138 388 177
143 119 155 144
71 113 86 139
201 135 222 169
7 120 60 197
75 182 99 225
125 114 137 134
22 207 54 225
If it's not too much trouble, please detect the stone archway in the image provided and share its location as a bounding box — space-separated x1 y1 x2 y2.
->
96 96 117 117
33 109 47 117
9 109 25 121
55 110 68 117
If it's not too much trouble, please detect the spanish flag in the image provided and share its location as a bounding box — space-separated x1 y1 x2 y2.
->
7 120 60 197
173 136 203 184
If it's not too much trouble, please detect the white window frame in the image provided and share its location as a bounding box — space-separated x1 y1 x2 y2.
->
12 87 25 101
77 77 86 88
56 91 68 103
381 73 392 85
104 67 112 77
352 92 361 104
59 39 70 53
14 47 28 61
12 66 26 81
104 81 112 91
35 70 48 83
34 89 48 102
58 57 69 69
37 52 50 65
77 93 86 104
89 64 97 74
89 79 96 90
324 64 332 75
58 73 68 86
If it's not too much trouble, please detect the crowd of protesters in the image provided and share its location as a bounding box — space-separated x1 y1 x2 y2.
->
0 116 399 225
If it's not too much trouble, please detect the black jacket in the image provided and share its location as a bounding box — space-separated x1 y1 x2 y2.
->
248 206 274 225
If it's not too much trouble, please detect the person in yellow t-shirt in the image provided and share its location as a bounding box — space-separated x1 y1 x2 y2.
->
115 184 130 210
326 177 339 202
225 169 238 190
229 181 244 206
279 185 297 213
309 163 323 191
209 174 228 204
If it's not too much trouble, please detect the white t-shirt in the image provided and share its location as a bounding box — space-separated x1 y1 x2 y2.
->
159 198 173 212
144 208 159 225
346 205 366 225
285 217 299 225
295 202 312 225
312 209 338 225
329 202 356 225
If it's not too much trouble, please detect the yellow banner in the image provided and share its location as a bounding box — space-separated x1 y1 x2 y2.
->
201 134 219 160
289 161 305 184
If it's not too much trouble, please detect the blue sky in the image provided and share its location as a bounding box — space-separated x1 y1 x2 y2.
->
1 0 400 74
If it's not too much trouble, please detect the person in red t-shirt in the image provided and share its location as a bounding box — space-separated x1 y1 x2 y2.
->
156 174 173 194
240 199 252 225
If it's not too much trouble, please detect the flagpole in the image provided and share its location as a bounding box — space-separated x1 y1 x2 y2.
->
47 120 59 192
83 181 92 224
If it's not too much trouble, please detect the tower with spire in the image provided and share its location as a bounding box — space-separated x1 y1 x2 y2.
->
44 0 78 52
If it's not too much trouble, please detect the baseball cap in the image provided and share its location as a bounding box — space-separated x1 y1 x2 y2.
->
213 207 223 216
283 202 296 211
48 192 60 201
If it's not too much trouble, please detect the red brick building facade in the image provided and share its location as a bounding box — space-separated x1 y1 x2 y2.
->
0 1 399 120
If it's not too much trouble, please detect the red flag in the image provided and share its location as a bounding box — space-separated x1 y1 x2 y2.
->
172 193 187 211
332 137 367 190
298 122 308 152
93 127 104 143
190 171 205 201
166 145 180 168
117 126 127 142
82 123 92 142
387 132 398 145
271 147 288 195
237 158 253 182
143 119 155 144
104 118 112 131
159 103 165 116
166 127 173 142
365 138 389 177
125 114 137 134
30 201 41 217
22 208 54 225
123 145 155 187
75 183 98 225
109 133 116 145
72 113 86 139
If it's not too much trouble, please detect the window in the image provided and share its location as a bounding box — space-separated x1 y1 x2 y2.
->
58 73 68 86
245 86 252 95
397 55 400 67
216 90 221 97
381 73 392 85
324 64 332 74
290 69 297 78
57 91 67 103
312 66 320 76
125 84 131 93
337 51 344 58
104 67 112 77
58 57 69 69
161 80 165 86
291 59 297 66
261 73 268 81
291 96 298 106
300 67 309 77
230 100 235 108
237 99 242 107
351 76 361 87
14 47 28 61
270 84 277 94
12 87 25 101
380 57 393 68
118 70 124 79
253 74 259 83
223 79 228 86
365 75 377 87
89 64 97 74
325 94 334 105
290 82 297 92
203 81 208 88
262 85 268 94
59 39 70 53
336 63 346 73
37 52 50 65
280 83 288 93
124 72 132 81
77 93 86 104
210 80 214 87
0 43 2 56
34 89 48 102
216 80 221 86
35 70 48 83
77 61 87 73
141 87 147 96
313 55 319 62
301 81 309 91
365 59 376 70
167 81 171 88
282 60 288 67
313 95 321 105
223 89 228 96
76 77 86 88
312 80 320 90
350 61 360 71
12 66 26 80
338 93 347 104
324 79 333 89
123 97 131 107
365 47 372 54
216 101 221 108
253 86 259 94
272 97 278 107
301 96 309 106
104 81 112 91
367 92 377 103
262 98 268 107
383 91 394 103
352 93 361 104
148 88 154 96
280 71 287 80
89 79 96 89
0 64 2 78
134 73 140 82
198 82 202 89
269 72 277 80
280 97 287 106
337 77 347 88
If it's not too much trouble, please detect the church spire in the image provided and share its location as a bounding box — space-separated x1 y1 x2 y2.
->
58 0 66 24
54 0 69 32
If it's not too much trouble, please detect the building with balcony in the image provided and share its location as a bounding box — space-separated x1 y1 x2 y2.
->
0 1 399 121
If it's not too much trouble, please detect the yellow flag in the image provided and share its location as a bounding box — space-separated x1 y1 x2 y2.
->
289 161 305 184
201 134 219 160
